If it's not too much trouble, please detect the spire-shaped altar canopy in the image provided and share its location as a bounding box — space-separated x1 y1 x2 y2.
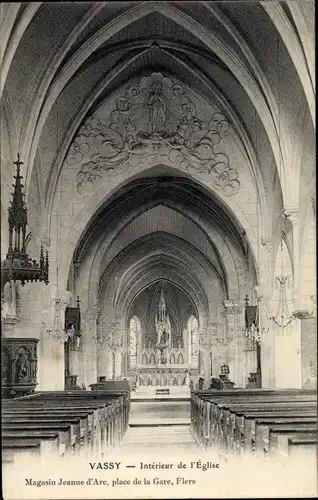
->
155 289 171 346
158 289 166 321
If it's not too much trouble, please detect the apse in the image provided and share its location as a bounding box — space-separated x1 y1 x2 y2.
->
127 280 197 349
126 281 198 391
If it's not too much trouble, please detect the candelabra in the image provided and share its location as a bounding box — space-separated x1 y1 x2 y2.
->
209 320 234 348
199 323 232 377
267 238 295 330
107 323 124 379
268 276 295 329
242 295 267 388
45 298 69 343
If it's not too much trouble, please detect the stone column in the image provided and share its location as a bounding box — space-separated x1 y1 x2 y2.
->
38 286 71 391
115 350 122 379
273 318 302 389
73 308 97 388
198 328 209 378
256 235 276 389
223 300 243 387
95 312 110 382
283 207 300 297
255 287 275 388
293 309 317 388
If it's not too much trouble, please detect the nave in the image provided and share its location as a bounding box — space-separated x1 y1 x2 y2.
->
1 2 316 497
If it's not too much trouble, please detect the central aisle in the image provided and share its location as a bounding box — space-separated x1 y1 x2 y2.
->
120 424 199 454
118 398 201 455
129 398 190 425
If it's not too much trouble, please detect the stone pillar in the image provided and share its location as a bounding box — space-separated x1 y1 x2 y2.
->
256 237 275 388
293 310 317 388
115 350 122 379
283 207 300 295
198 328 209 378
223 300 243 387
79 309 98 387
253 286 275 388
95 311 110 382
273 318 302 389
39 287 71 391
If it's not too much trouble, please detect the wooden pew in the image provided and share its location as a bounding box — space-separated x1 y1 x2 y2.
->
190 389 317 459
288 435 317 458
2 433 60 457
223 404 315 455
2 410 97 455
2 439 42 462
242 413 316 454
192 394 315 451
221 402 316 454
256 422 317 456
2 423 73 457
2 416 84 452
2 390 130 462
190 390 316 442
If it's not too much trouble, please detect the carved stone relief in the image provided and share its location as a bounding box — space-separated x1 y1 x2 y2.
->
66 73 240 197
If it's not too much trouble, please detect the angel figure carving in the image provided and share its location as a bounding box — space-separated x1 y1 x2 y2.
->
70 72 240 197
148 81 166 135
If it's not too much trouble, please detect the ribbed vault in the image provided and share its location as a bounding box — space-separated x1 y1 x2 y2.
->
70 173 253 317
75 175 249 262
1 1 315 231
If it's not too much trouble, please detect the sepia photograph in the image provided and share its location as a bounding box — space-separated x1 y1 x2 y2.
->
1 1 316 499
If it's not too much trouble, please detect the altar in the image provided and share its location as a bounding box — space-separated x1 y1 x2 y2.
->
129 289 196 397
134 347 190 396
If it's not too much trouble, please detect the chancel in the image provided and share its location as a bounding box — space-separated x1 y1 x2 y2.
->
0 0 316 483
131 286 194 396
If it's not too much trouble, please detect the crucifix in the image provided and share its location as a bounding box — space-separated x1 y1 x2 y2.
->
13 153 23 170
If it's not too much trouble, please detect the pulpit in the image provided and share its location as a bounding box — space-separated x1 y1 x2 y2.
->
1 337 39 398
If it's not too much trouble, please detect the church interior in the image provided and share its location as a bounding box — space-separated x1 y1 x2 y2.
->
1 1 316 477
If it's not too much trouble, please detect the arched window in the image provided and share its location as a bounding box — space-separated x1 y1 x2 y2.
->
129 316 141 368
187 315 199 366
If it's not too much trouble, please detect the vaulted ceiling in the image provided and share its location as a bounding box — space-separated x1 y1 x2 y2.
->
1 1 315 238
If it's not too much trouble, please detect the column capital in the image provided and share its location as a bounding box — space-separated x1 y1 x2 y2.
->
84 308 100 323
38 224 51 248
254 285 271 302
260 237 273 252
292 309 314 319
223 299 243 315
41 237 51 248
283 207 299 224
223 299 239 309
